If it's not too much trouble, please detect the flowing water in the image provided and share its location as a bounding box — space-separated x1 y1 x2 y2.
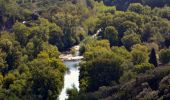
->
58 60 80 100
58 45 81 100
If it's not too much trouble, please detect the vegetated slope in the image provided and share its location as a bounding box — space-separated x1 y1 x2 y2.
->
1 0 170 100
67 1 170 100
0 0 116 99
77 64 170 100
96 0 170 10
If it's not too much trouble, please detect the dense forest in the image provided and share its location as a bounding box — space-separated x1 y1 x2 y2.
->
0 0 170 100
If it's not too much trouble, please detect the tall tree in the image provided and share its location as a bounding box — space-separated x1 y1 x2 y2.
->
149 48 158 67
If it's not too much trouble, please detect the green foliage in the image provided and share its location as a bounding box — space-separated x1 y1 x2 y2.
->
13 22 30 47
128 3 151 15
67 85 79 100
28 45 66 99
156 6 170 20
102 26 118 46
3 73 16 89
93 1 116 14
135 63 154 73
131 50 147 65
0 12 67 99
128 3 145 14
160 48 170 64
122 33 141 50
111 46 132 60
119 70 136 83
80 52 123 92
1 0 170 99
80 37 110 55
83 16 98 35
78 64 170 100
142 0 170 7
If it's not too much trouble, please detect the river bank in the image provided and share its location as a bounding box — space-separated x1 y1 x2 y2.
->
59 45 83 61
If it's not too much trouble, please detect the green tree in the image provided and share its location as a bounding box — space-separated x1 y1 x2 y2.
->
119 70 136 83
135 63 154 73
13 22 30 47
149 48 158 67
102 26 118 46
132 50 147 65
160 48 170 64
0 0 19 30
3 73 16 89
0 50 7 74
29 51 66 99
66 85 79 100
128 3 144 14
0 73 3 85
131 44 149 65
142 0 170 7
122 33 141 50
80 52 123 92
111 46 132 60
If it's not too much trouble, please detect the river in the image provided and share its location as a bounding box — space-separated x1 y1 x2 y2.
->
58 60 80 100
58 29 101 100
58 45 82 100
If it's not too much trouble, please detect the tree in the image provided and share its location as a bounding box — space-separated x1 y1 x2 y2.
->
132 50 147 65
102 26 118 46
80 52 123 92
0 0 19 30
48 23 64 50
29 49 66 99
160 48 170 64
135 63 154 73
131 44 149 65
111 46 132 60
128 3 152 15
122 33 141 50
142 0 170 7
13 22 30 47
149 48 158 67
119 70 136 83
3 73 16 89
128 3 144 14
66 85 79 100
0 73 3 85
83 16 98 35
